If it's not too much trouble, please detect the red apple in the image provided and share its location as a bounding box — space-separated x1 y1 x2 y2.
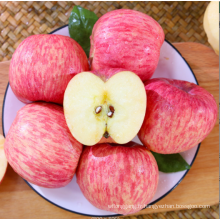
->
0 135 7 184
4 103 83 188
9 34 89 105
90 9 164 81
76 142 158 215
138 78 218 154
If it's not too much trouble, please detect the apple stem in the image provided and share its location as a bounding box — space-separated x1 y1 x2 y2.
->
103 131 110 139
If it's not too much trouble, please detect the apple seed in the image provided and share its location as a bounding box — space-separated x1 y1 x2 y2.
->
109 105 115 113
107 111 113 118
95 106 102 114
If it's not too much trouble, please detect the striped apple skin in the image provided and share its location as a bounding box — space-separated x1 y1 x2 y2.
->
138 78 218 154
90 9 164 81
4 102 83 188
76 142 158 215
9 34 89 105
91 68 126 82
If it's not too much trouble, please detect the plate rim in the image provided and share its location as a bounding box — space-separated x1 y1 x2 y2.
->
2 24 201 217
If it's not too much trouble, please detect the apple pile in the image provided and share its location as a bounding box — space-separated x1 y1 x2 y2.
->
3 8 217 215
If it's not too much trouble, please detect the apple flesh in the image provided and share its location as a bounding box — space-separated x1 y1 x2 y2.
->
0 135 7 184
203 1 219 55
90 9 165 81
76 142 159 215
138 78 218 154
4 103 83 188
9 34 89 105
64 70 146 146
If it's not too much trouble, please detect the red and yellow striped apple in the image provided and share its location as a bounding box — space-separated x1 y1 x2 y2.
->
90 9 164 81
138 78 218 154
9 34 89 105
0 135 7 184
76 142 158 215
4 102 82 188
64 70 146 146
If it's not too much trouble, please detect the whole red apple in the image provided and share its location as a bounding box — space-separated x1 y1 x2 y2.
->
138 78 218 154
4 103 83 188
90 9 164 81
76 142 158 215
0 135 7 184
9 34 89 105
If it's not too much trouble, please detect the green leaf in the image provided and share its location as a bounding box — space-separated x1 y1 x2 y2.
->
151 151 191 173
68 6 98 57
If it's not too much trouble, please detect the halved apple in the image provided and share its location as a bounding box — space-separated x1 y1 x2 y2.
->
0 134 7 184
64 70 146 146
203 1 219 55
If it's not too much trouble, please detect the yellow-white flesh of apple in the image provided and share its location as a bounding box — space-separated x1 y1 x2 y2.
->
0 135 7 182
203 1 219 55
64 71 147 146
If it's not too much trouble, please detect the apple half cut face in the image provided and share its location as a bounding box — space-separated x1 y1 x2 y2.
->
0 135 7 183
64 71 147 146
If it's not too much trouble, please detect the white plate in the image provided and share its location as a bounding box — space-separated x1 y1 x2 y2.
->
2 25 200 217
